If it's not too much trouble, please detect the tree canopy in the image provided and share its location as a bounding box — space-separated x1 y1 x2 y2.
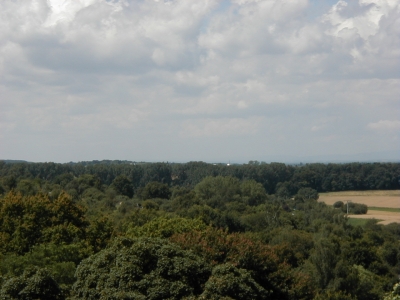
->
0 160 399 299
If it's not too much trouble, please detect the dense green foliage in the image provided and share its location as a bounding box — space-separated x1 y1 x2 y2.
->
0 160 399 195
0 267 64 300
0 160 399 299
73 237 211 300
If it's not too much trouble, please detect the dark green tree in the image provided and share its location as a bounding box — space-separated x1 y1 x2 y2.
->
240 180 267 206
295 187 319 202
200 263 269 300
111 175 134 198
0 267 64 300
309 238 339 289
139 181 171 200
72 237 211 300
195 176 241 209
2 176 17 192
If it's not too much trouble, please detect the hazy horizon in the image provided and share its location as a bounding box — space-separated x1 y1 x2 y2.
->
2 149 399 165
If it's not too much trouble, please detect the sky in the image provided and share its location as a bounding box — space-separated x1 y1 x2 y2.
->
0 0 399 163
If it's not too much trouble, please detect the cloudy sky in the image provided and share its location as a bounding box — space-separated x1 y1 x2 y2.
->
0 0 399 163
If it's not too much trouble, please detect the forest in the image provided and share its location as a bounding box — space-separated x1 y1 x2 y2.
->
0 160 399 299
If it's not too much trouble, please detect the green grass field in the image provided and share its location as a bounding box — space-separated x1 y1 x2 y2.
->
347 218 383 226
368 207 400 213
321 190 400 197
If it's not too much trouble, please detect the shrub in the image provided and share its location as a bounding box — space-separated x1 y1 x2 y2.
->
333 201 344 208
342 202 368 214
0 267 64 300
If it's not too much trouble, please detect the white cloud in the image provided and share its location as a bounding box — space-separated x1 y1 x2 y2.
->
180 117 261 137
44 0 98 27
368 120 400 130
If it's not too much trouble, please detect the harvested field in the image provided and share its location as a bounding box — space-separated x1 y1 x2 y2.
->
319 190 400 225
319 190 400 208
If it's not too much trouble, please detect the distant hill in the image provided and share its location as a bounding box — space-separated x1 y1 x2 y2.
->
257 150 400 165
0 159 30 164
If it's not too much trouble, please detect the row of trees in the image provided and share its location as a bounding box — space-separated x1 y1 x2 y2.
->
1 161 399 196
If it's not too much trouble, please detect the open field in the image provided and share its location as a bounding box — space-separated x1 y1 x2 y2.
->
319 190 400 225
320 190 400 197
346 211 399 225
319 190 400 208
369 207 400 212
346 218 374 226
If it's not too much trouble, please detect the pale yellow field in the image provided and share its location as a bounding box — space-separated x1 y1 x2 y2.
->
318 190 400 224
319 190 400 208
320 190 400 197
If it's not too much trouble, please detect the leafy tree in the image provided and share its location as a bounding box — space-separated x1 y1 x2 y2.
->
65 174 102 198
199 263 269 300
379 242 399 266
329 259 360 297
0 191 53 254
170 188 199 211
53 173 74 188
139 181 171 200
313 291 356 300
182 204 245 232
124 206 162 229
0 267 64 300
171 227 313 299
295 187 319 202
140 162 172 186
111 175 133 198
342 239 378 269
1 176 17 192
341 202 368 214
127 217 207 238
72 237 211 300
275 181 296 199
269 228 314 267
352 264 383 300
0 243 88 290
15 179 41 196
384 282 400 300
241 202 291 231
309 238 340 289
0 191 93 255
85 216 115 253
195 176 241 209
333 201 344 208
240 180 267 206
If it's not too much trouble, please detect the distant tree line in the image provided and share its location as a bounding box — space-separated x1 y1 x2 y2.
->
0 161 399 196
